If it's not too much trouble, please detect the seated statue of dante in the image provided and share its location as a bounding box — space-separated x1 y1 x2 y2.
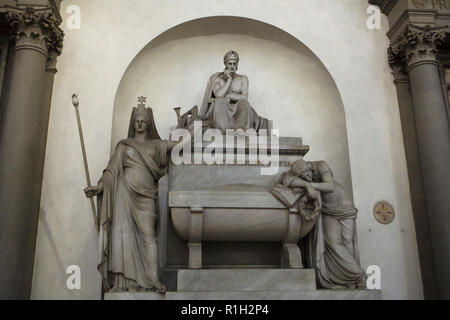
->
199 50 271 134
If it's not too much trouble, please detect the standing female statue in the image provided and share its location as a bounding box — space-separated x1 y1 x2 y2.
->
84 99 177 293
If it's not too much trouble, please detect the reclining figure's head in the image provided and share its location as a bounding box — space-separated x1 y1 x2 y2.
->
291 159 313 182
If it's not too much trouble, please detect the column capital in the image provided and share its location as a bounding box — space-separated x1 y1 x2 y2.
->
46 50 58 73
388 47 409 84
390 24 447 70
5 5 64 60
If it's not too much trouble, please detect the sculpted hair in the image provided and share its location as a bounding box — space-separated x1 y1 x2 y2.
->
291 159 310 176
223 50 239 64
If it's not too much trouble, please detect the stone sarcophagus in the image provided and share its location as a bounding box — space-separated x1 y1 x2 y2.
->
165 137 314 270
169 184 317 269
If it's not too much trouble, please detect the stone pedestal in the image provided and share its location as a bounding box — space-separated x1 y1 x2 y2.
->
105 269 382 300
158 136 310 290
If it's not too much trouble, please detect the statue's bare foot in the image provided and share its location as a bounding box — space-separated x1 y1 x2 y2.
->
154 280 166 294
110 281 120 292
357 274 367 289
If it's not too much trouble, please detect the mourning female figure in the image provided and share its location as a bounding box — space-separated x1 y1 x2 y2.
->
282 159 366 289
85 102 177 293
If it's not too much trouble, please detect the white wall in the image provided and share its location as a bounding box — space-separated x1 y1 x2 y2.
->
31 0 423 299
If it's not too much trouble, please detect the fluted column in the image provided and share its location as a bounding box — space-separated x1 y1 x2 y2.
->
0 6 63 299
390 24 450 299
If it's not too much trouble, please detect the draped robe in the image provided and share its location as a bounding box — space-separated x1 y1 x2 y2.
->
96 138 168 291
199 72 270 132
306 162 366 289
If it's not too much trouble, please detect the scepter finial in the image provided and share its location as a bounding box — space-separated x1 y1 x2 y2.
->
72 93 79 107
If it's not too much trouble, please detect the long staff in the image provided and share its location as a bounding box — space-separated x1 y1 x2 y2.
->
72 94 99 233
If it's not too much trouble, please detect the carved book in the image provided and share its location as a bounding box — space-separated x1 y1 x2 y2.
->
271 184 304 208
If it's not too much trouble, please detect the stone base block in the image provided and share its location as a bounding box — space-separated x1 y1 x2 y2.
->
177 269 316 291
104 292 166 300
168 289 381 300
104 269 382 300
105 290 381 300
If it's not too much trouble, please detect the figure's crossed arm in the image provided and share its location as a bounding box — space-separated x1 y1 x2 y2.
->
288 173 335 193
282 162 335 200
287 164 335 194
213 74 232 98
310 172 335 193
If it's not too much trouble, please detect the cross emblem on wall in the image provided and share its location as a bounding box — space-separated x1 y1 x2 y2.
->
373 201 395 225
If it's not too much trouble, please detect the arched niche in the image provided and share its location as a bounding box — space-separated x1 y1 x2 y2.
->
111 16 353 194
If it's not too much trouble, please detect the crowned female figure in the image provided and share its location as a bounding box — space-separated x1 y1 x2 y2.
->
85 99 177 293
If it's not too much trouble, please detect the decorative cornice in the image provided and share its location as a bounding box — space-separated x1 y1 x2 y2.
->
5 5 64 60
386 8 440 40
390 24 447 70
369 0 399 15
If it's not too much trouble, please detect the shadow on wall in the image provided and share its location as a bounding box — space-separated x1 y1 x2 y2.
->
111 16 353 196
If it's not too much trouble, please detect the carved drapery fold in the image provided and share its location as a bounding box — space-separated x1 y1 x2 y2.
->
390 24 447 70
6 6 64 63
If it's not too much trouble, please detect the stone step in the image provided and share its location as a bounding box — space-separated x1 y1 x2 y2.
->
177 269 316 292
105 289 382 300
167 289 382 300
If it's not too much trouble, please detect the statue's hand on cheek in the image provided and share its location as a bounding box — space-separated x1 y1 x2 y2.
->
223 70 232 81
